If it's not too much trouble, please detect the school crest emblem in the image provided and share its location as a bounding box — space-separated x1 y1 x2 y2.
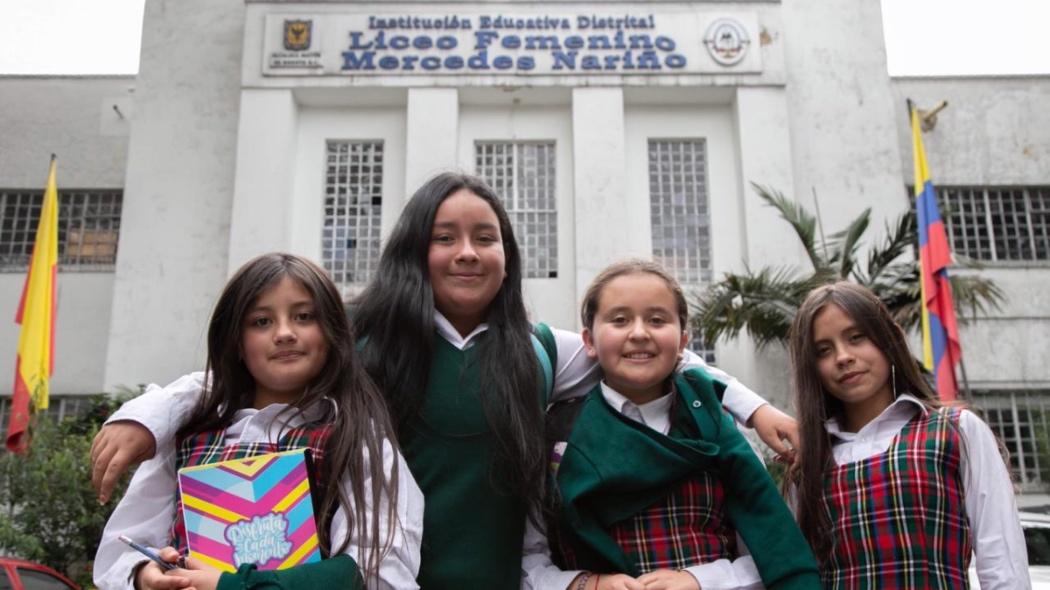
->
284 19 312 51
703 18 750 66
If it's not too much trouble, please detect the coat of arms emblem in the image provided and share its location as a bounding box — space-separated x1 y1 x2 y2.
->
284 19 312 51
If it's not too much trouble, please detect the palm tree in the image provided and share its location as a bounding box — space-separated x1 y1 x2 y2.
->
692 183 1005 348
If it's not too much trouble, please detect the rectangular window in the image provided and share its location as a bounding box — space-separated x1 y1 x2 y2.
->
323 140 383 290
648 139 712 284
0 395 94 428
933 186 1050 262
0 189 122 271
686 334 716 365
475 141 558 279
972 389 1050 490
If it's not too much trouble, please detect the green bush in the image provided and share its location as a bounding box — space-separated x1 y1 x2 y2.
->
0 394 132 587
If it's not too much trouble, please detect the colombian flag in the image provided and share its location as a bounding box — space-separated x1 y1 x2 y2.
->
6 156 59 453
911 104 961 401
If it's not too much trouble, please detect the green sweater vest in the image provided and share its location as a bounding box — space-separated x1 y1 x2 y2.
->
399 336 528 589
553 370 821 590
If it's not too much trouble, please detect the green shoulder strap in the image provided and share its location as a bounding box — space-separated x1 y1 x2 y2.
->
531 323 557 404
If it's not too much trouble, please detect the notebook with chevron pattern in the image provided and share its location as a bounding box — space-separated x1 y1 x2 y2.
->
176 448 323 572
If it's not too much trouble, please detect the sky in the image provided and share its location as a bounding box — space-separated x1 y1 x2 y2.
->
0 0 1048 76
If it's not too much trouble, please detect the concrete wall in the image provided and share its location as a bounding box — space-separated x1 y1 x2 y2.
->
891 77 1050 389
103 0 246 391
0 76 132 394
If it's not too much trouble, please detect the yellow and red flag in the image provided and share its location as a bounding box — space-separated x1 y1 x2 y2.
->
6 156 59 453
910 105 961 401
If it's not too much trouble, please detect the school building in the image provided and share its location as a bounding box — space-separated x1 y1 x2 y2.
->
1 1 1048 489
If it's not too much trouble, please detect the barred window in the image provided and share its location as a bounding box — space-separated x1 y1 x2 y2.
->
0 189 122 271
686 334 716 365
323 141 383 291
475 142 558 279
934 186 1050 262
0 395 95 427
649 140 712 284
972 389 1050 490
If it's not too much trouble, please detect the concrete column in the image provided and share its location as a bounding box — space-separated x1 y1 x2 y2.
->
404 88 458 191
572 87 640 309
226 89 300 274
104 0 244 390
733 86 799 267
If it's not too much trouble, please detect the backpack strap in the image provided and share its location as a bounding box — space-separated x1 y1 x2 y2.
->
531 328 555 405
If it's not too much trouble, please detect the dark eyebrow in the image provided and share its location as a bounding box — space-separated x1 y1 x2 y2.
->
432 221 500 231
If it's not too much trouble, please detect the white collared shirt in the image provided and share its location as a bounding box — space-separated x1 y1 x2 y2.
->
824 394 1030 590
94 400 424 590
521 382 765 590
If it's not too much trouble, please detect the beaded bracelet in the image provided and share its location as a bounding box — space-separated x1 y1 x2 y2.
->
575 572 592 590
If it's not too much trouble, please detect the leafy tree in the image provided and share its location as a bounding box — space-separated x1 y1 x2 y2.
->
693 183 1006 348
0 394 133 587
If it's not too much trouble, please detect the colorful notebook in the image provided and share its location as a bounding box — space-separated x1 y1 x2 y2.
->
177 448 322 572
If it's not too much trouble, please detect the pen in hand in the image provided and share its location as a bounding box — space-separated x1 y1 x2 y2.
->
117 535 182 571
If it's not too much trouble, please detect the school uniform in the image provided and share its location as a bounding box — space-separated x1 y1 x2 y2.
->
106 314 773 589
94 400 424 590
819 394 1029 590
524 369 820 590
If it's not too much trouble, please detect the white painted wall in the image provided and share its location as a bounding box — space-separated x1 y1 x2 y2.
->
104 0 246 391
0 76 131 394
891 77 1050 389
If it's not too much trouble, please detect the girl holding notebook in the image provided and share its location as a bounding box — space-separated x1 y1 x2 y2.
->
93 253 423 590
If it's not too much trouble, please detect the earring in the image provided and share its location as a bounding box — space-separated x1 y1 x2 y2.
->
891 365 898 399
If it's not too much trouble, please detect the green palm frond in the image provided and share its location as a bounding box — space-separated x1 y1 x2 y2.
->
825 208 871 279
692 185 1006 349
751 183 826 271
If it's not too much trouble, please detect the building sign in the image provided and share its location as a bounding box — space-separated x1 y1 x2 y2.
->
262 12 760 76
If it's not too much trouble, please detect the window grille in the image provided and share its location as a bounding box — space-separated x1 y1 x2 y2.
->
686 333 716 365
323 141 383 291
0 189 122 271
648 140 712 284
972 389 1050 490
475 141 558 279
934 186 1050 262
0 395 95 427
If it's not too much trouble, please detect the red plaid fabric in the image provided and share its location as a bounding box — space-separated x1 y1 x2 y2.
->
168 423 332 553
608 471 735 573
821 407 971 589
550 472 736 573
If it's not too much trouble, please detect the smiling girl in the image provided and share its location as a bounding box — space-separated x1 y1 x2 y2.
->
524 260 819 590
789 281 1028 589
93 254 422 590
91 174 799 589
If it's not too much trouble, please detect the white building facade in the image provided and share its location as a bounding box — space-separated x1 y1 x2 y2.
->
0 0 1048 485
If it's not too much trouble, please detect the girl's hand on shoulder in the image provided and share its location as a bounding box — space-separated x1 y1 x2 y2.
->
169 556 222 590
596 573 646 590
636 569 700 590
749 403 800 462
134 547 189 590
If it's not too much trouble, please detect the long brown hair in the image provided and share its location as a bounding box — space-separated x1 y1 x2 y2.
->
788 281 938 562
177 253 398 581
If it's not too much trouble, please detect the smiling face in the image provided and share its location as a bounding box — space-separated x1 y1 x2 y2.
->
241 275 330 408
427 188 507 336
582 272 689 405
812 303 894 430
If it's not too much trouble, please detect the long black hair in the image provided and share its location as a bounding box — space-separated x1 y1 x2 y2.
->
352 172 547 520
177 253 398 581
788 281 939 563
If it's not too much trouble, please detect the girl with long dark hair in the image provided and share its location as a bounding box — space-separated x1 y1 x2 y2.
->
91 173 797 589
788 281 1027 589
94 253 421 590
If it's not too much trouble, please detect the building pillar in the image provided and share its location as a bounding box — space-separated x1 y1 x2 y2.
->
404 88 459 192
571 87 641 316
733 86 798 267
226 89 300 274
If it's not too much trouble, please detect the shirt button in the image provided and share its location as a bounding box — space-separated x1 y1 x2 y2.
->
692 400 702 408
